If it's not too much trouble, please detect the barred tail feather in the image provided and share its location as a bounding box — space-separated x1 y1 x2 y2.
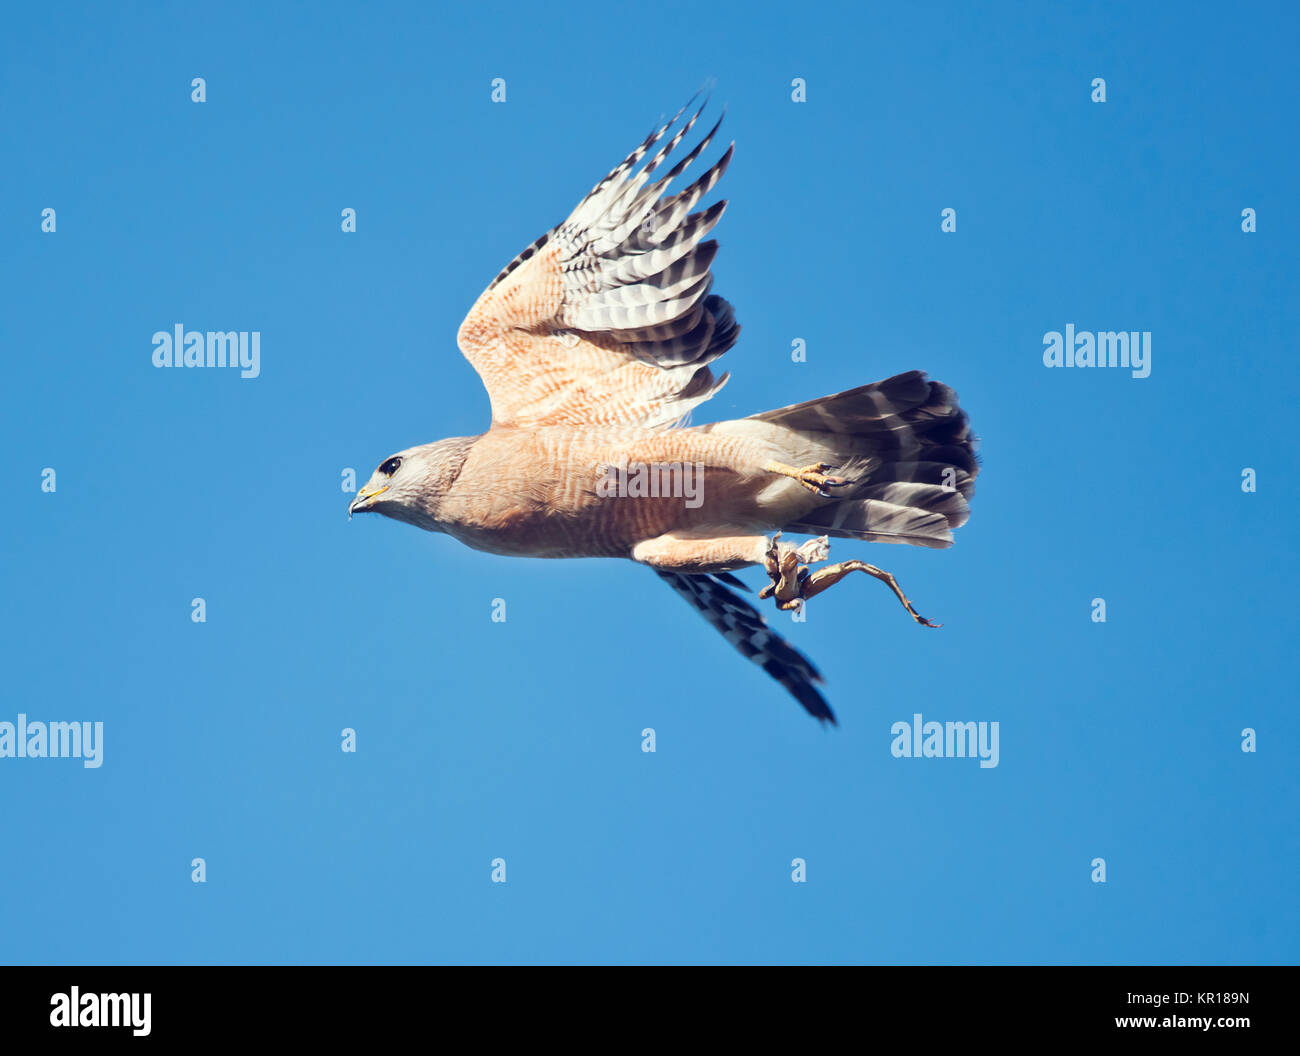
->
731 370 978 548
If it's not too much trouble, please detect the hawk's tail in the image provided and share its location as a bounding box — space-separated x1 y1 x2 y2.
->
734 371 978 549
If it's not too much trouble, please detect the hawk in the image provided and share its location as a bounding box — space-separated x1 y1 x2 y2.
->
349 96 978 724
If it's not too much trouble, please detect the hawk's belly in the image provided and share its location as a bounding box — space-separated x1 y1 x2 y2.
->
444 483 751 559
438 428 776 560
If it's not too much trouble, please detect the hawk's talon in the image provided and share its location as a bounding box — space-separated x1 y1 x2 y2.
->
763 460 852 497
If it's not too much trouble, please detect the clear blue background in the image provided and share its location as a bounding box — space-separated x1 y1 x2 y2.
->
2 0 1296 965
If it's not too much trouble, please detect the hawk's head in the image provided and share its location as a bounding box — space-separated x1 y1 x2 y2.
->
348 436 476 530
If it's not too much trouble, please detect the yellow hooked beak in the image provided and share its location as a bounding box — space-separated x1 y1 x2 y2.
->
348 484 389 518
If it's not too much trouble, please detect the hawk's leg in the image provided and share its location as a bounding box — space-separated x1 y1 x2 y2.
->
631 531 771 574
762 460 852 498
759 534 941 628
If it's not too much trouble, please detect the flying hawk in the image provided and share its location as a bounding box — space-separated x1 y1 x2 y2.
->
349 97 978 724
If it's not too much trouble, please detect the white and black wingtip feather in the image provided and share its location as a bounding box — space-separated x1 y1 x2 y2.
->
484 94 739 428
655 571 836 725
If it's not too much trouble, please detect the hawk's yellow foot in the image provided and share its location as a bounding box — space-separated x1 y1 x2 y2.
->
762 460 852 497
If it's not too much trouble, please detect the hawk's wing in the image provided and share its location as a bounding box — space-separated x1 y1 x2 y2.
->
655 571 836 725
456 97 738 429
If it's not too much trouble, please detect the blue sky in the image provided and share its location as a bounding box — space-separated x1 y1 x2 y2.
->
2 0 1297 965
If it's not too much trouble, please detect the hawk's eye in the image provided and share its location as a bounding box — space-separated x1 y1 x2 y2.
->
379 456 402 476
